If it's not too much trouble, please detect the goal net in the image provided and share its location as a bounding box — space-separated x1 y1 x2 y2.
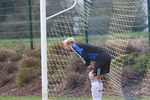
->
46 0 92 99
105 0 150 99
41 0 150 99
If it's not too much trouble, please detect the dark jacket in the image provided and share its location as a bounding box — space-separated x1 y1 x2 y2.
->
71 42 107 66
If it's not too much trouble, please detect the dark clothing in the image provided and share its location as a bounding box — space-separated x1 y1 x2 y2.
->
71 43 112 75
94 52 112 75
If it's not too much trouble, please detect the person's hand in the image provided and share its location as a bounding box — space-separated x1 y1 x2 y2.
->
89 71 94 79
87 65 95 80
87 65 94 72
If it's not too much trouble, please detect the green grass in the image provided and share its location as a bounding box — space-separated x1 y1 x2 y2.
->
108 32 149 39
0 32 148 49
0 96 41 100
0 96 150 100
0 38 40 48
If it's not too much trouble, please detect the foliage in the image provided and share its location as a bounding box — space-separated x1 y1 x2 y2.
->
0 49 10 62
111 54 135 67
16 54 41 87
48 55 69 73
63 72 86 90
134 53 150 69
0 75 9 87
49 43 70 56
0 48 22 62
19 57 40 69
112 52 150 90
48 42 70 75
0 49 21 87
5 62 18 74
66 54 86 73
17 44 28 54
9 53 22 62
112 52 150 73
0 48 41 87
0 62 5 70
47 42 87 91
15 68 37 87
24 50 41 58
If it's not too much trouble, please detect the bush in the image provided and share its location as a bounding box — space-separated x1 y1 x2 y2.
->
0 49 22 62
15 57 41 87
63 72 86 90
5 62 17 74
134 53 150 69
49 43 70 56
0 49 10 62
66 55 86 73
15 68 36 87
25 50 41 58
105 37 149 56
111 54 135 67
48 73 65 85
0 76 10 87
115 53 150 90
120 54 150 90
112 53 150 74
16 44 27 54
48 55 70 74
19 57 40 69
0 62 6 70
0 72 14 87
9 53 22 62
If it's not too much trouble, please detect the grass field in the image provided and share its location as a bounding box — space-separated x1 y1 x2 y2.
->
0 96 150 100
0 34 107 51
0 32 148 49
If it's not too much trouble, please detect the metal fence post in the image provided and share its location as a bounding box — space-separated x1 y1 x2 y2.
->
148 0 150 45
28 0 34 49
84 0 89 43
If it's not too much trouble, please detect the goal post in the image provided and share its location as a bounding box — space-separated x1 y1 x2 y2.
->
40 0 48 100
40 0 77 100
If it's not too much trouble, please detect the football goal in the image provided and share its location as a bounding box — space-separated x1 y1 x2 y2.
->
40 0 150 100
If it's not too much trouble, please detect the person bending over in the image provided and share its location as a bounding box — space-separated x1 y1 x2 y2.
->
63 37 112 100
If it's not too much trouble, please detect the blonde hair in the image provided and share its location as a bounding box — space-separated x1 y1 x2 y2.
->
63 37 75 46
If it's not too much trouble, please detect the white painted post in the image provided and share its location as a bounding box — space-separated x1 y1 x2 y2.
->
40 0 48 100
40 0 77 100
46 0 77 20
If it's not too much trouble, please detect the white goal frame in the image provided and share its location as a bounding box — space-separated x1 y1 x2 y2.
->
40 0 77 100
